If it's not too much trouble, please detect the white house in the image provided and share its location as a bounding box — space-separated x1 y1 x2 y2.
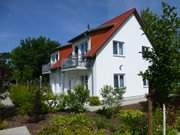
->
42 8 152 99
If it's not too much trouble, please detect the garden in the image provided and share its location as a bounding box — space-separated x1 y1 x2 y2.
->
0 83 179 135
0 1 179 135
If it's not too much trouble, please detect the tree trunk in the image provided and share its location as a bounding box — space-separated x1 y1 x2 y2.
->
148 83 153 135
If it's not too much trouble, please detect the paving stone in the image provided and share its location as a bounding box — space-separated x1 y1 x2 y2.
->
0 126 31 135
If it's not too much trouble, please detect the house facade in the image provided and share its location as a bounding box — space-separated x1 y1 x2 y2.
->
42 8 152 99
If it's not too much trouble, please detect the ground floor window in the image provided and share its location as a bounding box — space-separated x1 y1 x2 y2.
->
69 80 72 90
81 75 88 89
114 74 125 88
143 79 148 87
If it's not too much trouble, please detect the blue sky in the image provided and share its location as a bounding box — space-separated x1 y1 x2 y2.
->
0 0 179 52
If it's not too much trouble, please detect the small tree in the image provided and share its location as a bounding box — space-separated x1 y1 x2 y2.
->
66 85 89 112
101 85 125 108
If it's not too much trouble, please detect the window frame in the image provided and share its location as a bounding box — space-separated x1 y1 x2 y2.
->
51 52 59 64
113 40 125 57
143 78 148 88
114 74 125 88
142 46 150 58
81 75 88 89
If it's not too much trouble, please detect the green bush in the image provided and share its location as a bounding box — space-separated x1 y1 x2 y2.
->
66 85 89 112
166 127 178 135
56 94 67 111
38 114 105 135
99 85 124 118
9 84 48 115
9 84 34 114
101 85 125 108
153 107 179 135
42 88 59 112
118 109 147 135
89 96 101 106
176 116 180 131
93 115 116 131
97 107 113 118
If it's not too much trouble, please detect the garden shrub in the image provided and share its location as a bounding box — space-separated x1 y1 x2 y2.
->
93 115 116 131
118 109 147 135
38 113 105 135
101 85 125 108
176 116 180 131
9 84 34 115
42 88 59 112
89 96 101 106
153 107 163 134
97 107 113 118
9 84 48 115
66 85 89 112
153 107 179 135
99 85 124 118
56 94 67 111
166 127 178 135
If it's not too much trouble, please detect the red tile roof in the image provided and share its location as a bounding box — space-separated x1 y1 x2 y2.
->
52 8 138 69
52 45 72 69
87 8 136 57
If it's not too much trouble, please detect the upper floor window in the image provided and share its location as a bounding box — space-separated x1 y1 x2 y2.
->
142 46 149 58
80 41 88 56
113 41 124 56
74 40 88 57
114 74 125 88
51 52 59 64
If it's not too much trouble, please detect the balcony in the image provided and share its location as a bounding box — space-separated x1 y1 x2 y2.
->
42 63 51 74
61 55 92 71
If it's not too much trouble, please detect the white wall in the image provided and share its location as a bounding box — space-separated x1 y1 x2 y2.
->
62 70 92 94
94 15 152 97
50 70 62 94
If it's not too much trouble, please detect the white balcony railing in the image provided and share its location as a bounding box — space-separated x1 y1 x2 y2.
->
62 55 92 69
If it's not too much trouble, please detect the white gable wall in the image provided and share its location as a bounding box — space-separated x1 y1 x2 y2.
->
94 15 152 97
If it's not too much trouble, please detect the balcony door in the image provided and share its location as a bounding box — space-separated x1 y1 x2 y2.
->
74 46 79 65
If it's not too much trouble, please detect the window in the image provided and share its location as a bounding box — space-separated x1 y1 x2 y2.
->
81 42 88 54
81 75 88 88
143 79 148 87
142 46 149 58
114 74 125 88
113 41 124 56
69 80 72 89
51 52 59 64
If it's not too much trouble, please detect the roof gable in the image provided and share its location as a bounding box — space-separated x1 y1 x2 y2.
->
52 8 141 69
87 8 137 57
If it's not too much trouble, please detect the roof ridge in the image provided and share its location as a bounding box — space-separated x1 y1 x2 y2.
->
102 8 136 25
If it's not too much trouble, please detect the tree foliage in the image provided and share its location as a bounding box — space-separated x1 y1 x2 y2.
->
0 52 10 94
141 2 180 106
11 36 59 82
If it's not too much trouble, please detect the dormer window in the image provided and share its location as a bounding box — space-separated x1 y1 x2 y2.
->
51 52 59 64
113 41 124 56
73 40 89 57
80 41 88 55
